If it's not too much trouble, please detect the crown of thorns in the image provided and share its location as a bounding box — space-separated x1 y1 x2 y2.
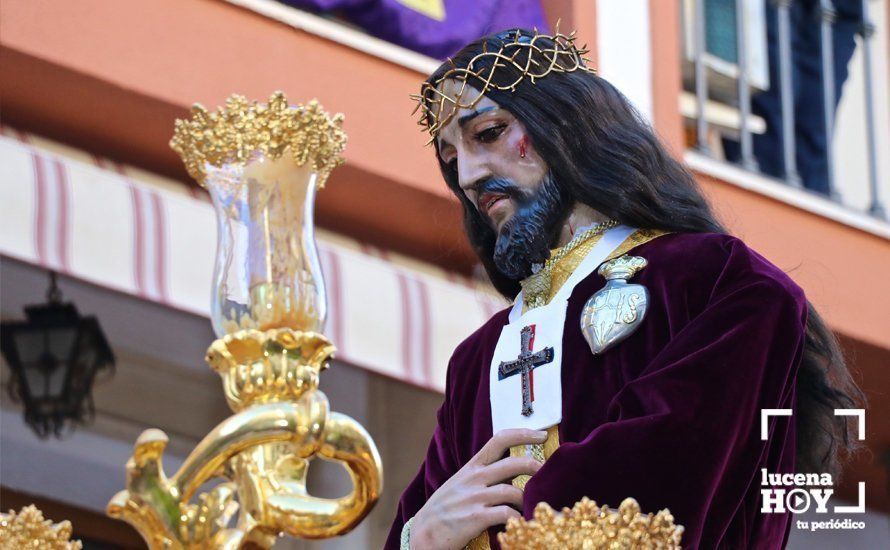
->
411 27 596 144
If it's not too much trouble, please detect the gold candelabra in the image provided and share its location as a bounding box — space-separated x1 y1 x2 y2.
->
106 93 382 548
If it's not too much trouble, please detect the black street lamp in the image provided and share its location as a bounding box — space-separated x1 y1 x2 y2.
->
1 272 114 437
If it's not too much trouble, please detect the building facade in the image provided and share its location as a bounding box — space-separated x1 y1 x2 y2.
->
2 0 889 547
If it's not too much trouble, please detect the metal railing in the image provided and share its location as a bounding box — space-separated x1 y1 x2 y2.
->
685 0 887 220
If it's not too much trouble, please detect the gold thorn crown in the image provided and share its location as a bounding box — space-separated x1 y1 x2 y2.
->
411 26 596 144
170 92 347 188
498 497 684 549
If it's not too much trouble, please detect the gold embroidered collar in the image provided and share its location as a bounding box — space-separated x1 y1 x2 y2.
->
519 227 670 311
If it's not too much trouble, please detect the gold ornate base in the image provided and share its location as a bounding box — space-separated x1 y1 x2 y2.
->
107 329 382 549
0 505 82 550
498 497 684 549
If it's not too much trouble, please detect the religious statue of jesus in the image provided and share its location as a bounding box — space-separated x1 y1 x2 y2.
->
386 28 863 550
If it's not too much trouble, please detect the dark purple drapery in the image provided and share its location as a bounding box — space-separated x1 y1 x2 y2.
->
386 232 807 549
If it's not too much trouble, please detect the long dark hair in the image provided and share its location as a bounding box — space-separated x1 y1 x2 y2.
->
423 30 864 477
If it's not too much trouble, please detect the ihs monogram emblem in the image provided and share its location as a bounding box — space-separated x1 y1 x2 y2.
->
580 255 649 355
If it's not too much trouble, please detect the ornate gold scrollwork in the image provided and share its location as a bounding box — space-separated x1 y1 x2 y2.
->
107 329 382 548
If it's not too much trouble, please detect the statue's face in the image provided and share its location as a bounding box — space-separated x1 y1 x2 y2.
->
434 79 571 280
435 80 549 234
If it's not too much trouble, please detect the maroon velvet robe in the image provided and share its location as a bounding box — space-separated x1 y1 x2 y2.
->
386 232 807 549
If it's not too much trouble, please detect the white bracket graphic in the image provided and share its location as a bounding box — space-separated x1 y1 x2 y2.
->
760 409 793 440
834 408 866 440
832 408 867 513
834 482 866 514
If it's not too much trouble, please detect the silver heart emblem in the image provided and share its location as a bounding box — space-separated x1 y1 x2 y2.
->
580 255 648 355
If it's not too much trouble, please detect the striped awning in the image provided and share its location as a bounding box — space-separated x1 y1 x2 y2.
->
0 127 506 393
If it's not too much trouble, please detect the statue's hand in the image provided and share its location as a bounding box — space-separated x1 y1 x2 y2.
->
410 429 546 550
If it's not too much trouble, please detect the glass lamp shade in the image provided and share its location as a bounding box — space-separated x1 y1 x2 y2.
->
170 93 345 338
206 153 326 337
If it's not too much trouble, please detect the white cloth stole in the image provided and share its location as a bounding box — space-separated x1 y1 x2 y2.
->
490 225 637 433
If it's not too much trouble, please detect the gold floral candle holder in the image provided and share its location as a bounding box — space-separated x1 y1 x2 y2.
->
498 497 684 549
107 93 382 549
206 328 335 410
0 505 82 549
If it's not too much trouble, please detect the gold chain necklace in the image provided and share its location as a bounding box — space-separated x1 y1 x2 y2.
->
520 219 619 309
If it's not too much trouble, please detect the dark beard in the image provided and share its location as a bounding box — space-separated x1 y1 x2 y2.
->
476 174 572 280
